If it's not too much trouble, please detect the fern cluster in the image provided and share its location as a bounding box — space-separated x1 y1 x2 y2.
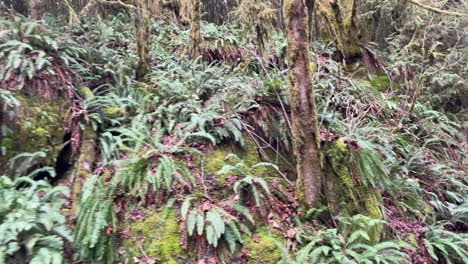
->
279 215 411 264
0 176 71 264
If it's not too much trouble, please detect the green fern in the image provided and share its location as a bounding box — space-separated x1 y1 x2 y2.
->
0 176 71 264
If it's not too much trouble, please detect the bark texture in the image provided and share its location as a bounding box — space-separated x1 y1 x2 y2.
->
284 0 322 209
30 0 39 20
134 0 152 80
316 0 361 59
189 0 202 59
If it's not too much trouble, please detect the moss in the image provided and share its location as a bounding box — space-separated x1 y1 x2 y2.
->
370 75 391 92
0 93 68 173
77 86 94 99
323 141 384 243
243 228 283 264
122 209 182 264
102 106 125 118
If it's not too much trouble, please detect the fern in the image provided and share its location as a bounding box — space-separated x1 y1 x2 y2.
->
423 223 468 264
0 176 71 264
74 175 117 264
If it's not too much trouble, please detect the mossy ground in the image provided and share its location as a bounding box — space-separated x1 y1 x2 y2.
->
243 227 283 264
122 209 183 264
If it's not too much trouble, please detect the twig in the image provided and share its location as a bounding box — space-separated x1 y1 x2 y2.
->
408 0 468 17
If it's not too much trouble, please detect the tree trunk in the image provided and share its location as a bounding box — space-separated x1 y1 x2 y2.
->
134 0 152 80
189 0 202 59
30 0 39 20
284 0 322 209
150 0 162 17
80 0 98 16
316 0 361 59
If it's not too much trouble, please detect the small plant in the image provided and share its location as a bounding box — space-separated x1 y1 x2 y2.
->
181 196 254 253
423 223 468 264
219 154 273 206
278 214 411 264
0 176 71 264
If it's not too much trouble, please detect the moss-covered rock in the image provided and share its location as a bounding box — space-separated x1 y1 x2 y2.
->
0 93 69 174
122 209 183 264
322 140 383 243
243 228 283 264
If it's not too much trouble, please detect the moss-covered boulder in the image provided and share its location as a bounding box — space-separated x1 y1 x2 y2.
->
122 209 183 264
322 140 383 243
243 227 283 264
0 93 69 174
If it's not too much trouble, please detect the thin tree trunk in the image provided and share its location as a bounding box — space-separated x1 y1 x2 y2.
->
30 0 39 20
189 0 202 59
80 0 98 16
284 0 322 209
134 0 152 80
150 0 162 17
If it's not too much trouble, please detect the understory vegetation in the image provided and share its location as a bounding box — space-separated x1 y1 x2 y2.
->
0 0 466 263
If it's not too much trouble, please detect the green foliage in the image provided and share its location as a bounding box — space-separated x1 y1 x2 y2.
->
74 174 117 264
219 154 273 206
0 15 82 90
0 176 71 264
279 215 411 264
182 198 253 253
423 223 468 264
6 151 56 179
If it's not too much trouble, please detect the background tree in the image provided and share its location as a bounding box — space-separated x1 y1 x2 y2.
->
189 0 202 59
134 0 152 80
284 0 322 209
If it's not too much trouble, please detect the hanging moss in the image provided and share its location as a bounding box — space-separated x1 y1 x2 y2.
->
122 209 183 264
0 93 68 173
322 140 383 243
243 228 283 264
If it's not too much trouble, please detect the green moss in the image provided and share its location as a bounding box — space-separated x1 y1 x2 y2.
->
323 141 384 243
102 106 125 118
0 93 68 173
370 75 391 92
77 86 94 99
243 228 283 264
122 209 182 264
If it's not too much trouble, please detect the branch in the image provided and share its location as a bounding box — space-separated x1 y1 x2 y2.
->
408 0 468 17
96 0 136 10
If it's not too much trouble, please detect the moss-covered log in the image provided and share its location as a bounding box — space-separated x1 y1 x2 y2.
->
284 0 322 209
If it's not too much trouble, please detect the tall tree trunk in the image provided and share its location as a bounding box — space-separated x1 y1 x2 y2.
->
316 0 361 59
150 0 162 17
30 0 39 20
189 0 202 59
284 0 322 209
134 0 152 80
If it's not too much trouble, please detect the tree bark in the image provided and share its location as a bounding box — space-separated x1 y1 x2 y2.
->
316 0 361 59
30 0 39 20
80 0 98 16
284 0 322 209
134 0 152 80
189 0 202 59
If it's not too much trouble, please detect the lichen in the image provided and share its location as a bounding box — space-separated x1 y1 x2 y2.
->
122 209 183 264
243 228 283 264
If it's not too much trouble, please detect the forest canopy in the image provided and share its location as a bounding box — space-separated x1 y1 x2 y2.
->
0 0 466 264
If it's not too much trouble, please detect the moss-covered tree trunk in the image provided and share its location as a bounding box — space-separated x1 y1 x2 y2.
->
134 0 152 80
316 0 361 59
189 0 202 59
284 0 322 209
